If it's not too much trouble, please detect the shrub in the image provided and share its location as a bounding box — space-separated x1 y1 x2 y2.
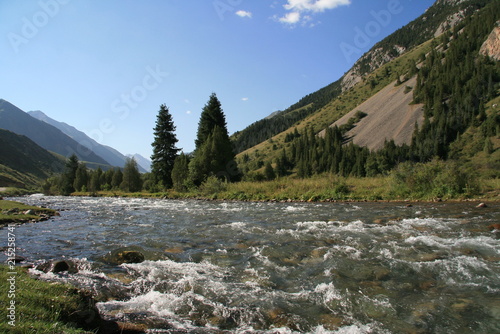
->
200 175 227 196
390 159 479 199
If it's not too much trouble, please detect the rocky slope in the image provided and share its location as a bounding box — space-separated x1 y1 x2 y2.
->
320 76 424 150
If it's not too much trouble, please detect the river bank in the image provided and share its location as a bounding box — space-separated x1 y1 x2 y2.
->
0 199 58 227
0 266 147 333
71 175 500 203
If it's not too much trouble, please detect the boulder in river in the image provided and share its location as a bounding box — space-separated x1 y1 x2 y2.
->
36 259 79 274
103 246 146 265
115 250 145 264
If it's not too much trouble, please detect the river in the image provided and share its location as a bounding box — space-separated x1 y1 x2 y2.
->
2 195 499 333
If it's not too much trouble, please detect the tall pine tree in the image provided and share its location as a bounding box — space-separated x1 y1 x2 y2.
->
151 104 180 188
190 94 237 184
195 93 228 150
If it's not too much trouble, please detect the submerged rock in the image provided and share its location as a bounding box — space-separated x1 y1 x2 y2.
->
319 314 346 330
113 250 145 264
36 259 79 274
103 247 146 265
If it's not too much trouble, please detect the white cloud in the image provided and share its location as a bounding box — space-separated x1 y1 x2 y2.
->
241 97 249 101
280 11 301 24
236 10 252 18
284 0 350 13
186 110 192 114
278 0 350 26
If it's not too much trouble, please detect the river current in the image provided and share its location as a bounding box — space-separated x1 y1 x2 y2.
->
2 195 499 333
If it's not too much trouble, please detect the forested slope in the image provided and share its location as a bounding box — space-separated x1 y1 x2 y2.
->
230 0 491 155
235 0 500 182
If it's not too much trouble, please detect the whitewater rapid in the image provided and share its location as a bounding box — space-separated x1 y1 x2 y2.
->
2 196 499 333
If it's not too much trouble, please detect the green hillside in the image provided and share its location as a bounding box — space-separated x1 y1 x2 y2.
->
234 0 500 185
0 129 64 189
230 0 492 155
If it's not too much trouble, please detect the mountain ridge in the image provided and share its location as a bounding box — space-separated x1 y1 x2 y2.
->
0 129 64 188
28 110 148 173
0 99 110 166
230 0 491 155
233 0 499 179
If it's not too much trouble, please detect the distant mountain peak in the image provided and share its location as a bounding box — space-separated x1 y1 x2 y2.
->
27 109 148 172
0 99 110 166
127 153 151 173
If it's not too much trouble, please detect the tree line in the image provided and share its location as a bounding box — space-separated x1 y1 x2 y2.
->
151 93 239 191
42 93 239 195
42 155 143 195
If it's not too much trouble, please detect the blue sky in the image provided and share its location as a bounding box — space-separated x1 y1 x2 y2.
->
0 0 435 159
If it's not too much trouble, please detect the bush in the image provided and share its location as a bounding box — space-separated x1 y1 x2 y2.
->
390 159 479 199
200 175 227 196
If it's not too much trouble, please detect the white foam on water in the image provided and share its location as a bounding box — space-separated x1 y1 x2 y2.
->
314 283 343 304
331 323 388 334
296 221 333 231
324 246 362 260
398 217 456 231
98 290 177 317
405 234 499 256
285 205 304 212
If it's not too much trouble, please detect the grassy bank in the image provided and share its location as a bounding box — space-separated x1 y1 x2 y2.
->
0 200 58 226
0 266 148 333
73 174 500 203
0 266 95 333
0 187 33 197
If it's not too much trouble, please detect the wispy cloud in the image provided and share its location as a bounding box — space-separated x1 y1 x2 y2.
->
236 10 252 18
278 0 350 26
241 97 249 101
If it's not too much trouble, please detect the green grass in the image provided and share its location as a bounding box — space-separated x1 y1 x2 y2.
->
0 200 57 226
73 173 500 203
0 266 95 333
0 187 33 197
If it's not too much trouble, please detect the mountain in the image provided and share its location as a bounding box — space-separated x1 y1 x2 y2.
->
341 0 492 90
234 0 499 178
0 99 110 167
231 0 492 155
28 110 147 173
127 153 151 173
0 129 64 188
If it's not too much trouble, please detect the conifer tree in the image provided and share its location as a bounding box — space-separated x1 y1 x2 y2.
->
121 158 142 192
189 94 237 184
73 163 88 192
89 168 103 192
171 153 190 191
264 162 276 180
195 93 228 150
151 104 180 188
61 154 79 194
111 168 123 189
